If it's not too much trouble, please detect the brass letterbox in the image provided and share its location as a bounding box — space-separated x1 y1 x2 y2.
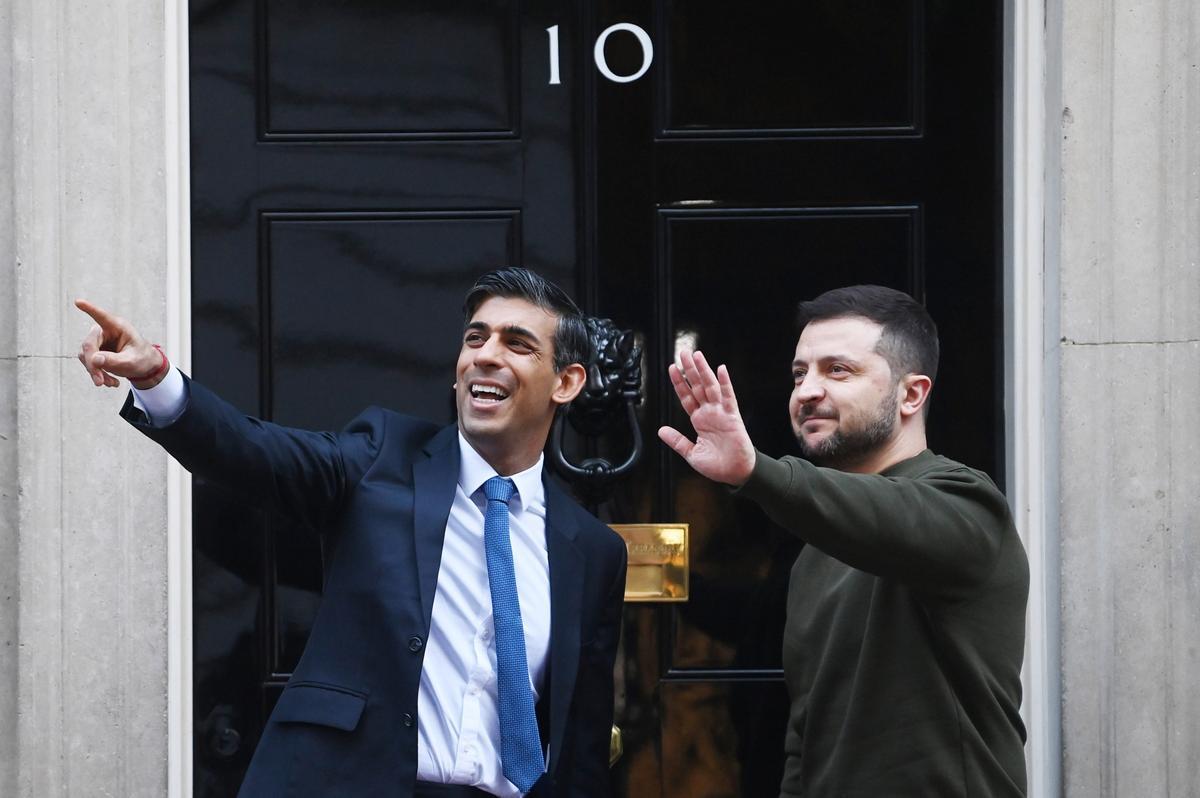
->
609 524 689 602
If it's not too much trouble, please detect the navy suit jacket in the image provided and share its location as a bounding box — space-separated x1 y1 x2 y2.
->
122 377 627 797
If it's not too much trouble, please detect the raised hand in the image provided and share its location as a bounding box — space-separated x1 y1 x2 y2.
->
657 349 756 486
75 299 166 389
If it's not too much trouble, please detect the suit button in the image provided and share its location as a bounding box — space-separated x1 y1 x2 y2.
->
408 636 424 653
402 713 414 728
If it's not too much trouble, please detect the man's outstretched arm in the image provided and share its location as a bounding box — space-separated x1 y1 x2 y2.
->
658 348 1015 594
74 299 384 529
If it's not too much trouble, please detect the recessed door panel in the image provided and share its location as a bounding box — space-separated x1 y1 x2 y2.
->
265 212 519 428
262 0 519 138
659 0 920 135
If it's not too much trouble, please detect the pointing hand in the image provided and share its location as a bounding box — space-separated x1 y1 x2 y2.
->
74 299 166 389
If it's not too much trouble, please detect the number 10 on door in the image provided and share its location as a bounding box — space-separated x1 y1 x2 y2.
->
547 24 655 85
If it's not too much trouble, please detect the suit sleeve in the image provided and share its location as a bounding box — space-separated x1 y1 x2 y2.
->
735 451 1014 595
119 374 385 530
565 536 627 797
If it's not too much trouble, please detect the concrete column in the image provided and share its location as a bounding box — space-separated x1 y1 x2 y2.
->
10 0 170 795
1058 0 1200 795
2 1 20 796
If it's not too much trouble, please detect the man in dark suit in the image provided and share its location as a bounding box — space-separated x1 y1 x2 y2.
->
76 268 628 798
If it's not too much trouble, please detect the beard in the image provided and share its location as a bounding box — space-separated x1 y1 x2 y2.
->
795 390 898 468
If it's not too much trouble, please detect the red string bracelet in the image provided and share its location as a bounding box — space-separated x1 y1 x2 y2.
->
129 344 170 384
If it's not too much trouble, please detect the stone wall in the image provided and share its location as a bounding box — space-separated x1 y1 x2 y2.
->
2 0 20 794
6 0 170 795
1057 0 1200 794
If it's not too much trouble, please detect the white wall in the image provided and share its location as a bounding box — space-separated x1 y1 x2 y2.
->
7 0 171 795
1057 0 1200 794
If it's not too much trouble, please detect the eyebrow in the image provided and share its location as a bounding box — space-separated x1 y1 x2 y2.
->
465 321 543 346
792 354 861 368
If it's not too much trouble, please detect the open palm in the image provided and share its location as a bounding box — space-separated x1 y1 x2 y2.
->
657 349 756 486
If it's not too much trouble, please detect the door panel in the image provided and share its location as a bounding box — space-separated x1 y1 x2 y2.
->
264 212 519 429
189 0 579 792
659 0 920 134
189 0 1000 794
594 1 999 795
261 0 520 139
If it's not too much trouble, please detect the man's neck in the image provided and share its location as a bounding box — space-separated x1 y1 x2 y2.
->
461 433 547 477
838 429 927 475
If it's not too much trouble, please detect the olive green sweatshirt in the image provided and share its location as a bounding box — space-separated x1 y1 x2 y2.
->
737 449 1028 797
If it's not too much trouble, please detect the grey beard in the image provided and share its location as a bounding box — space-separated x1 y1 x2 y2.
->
796 391 898 469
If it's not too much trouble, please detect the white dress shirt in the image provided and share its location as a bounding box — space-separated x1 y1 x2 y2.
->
129 364 187 425
131 368 551 797
416 434 550 797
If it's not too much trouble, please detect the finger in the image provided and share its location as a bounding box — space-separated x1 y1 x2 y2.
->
678 349 708 406
74 298 123 334
78 352 103 386
657 426 695 460
79 326 106 385
716 364 739 412
692 351 723 405
80 323 104 356
667 363 699 414
673 348 694 389
101 372 121 388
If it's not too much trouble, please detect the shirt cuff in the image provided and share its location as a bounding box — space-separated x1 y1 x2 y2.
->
130 365 188 427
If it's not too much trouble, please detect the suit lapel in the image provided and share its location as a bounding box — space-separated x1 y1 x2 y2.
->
411 425 460 632
543 476 583 770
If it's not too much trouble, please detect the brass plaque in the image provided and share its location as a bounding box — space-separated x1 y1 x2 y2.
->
609 524 689 602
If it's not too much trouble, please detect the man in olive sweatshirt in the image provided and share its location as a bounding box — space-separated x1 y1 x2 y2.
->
658 286 1028 797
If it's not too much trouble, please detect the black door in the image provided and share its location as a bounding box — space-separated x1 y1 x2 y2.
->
189 1 1000 795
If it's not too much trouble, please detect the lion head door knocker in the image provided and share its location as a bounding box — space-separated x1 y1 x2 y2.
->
550 317 643 501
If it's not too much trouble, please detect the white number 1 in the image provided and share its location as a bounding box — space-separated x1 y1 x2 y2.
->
546 25 561 85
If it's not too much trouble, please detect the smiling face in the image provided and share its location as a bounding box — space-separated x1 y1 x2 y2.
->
455 295 585 475
789 316 902 470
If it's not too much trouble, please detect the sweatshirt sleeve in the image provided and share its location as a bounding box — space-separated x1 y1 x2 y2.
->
734 451 1015 594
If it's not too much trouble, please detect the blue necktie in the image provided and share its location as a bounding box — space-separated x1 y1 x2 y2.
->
482 476 544 793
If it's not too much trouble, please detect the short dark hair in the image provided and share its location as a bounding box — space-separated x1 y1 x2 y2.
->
796 285 939 384
463 267 589 372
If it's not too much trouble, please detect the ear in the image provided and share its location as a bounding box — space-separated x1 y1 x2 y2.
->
898 373 932 420
551 363 586 406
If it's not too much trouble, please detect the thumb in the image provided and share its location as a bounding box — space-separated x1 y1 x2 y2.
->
92 347 155 378
657 426 695 460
